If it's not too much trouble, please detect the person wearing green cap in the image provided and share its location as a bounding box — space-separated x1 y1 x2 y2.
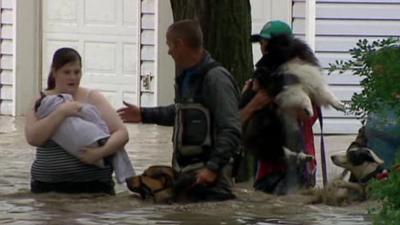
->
240 20 319 194
241 20 294 122
250 20 293 42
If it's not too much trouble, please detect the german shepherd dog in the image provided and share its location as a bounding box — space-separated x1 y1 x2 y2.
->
128 165 220 203
128 165 178 203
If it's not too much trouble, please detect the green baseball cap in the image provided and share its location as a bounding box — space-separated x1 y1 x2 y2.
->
251 20 293 42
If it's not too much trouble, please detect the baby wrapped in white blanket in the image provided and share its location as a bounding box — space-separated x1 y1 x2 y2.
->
35 93 135 183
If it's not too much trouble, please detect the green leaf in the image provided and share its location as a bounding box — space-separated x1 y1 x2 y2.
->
328 38 400 118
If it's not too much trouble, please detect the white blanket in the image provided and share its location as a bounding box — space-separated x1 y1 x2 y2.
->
36 94 135 183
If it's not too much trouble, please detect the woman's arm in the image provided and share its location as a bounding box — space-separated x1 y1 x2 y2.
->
84 90 129 159
240 90 271 123
25 101 83 146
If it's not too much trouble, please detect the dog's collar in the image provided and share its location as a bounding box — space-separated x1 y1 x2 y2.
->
358 165 385 184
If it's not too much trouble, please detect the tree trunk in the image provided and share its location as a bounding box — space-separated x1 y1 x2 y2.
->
170 0 253 87
170 0 254 182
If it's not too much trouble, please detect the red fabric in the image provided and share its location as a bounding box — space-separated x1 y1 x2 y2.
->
376 170 389 181
256 106 319 181
302 106 319 175
256 161 287 180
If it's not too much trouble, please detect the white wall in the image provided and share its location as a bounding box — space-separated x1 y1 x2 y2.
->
4 0 174 116
14 0 41 116
41 0 141 109
0 0 16 115
156 0 174 106
250 0 292 64
139 0 157 107
139 0 174 107
293 0 400 134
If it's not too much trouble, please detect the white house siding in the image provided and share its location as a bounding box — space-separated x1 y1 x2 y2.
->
293 0 400 134
139 0 157 107
139 0 174 107
0 0 14 115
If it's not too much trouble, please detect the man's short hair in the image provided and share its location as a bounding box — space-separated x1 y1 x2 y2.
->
168 19 203 49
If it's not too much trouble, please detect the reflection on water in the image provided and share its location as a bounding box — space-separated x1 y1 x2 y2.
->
0 116 372 225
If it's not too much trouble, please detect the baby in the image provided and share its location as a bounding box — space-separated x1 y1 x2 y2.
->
35 93 135 183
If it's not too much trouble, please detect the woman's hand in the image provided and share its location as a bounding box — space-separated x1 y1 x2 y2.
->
241 79 253 94
240 78 272 123
296 109 312 122
57 101 83 117
25 99 83 147
79 146 106 165
87 90 129 158
117 101 142 123
240 90 271 123
243 79 271 112
247 90 270 111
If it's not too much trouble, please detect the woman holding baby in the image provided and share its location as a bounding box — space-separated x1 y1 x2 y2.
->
25 48 135 194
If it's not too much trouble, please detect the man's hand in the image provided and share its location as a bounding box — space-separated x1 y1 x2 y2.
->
117 101 142 123
196 168 218 185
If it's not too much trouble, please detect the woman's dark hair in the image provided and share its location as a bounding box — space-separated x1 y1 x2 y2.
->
46 48 82 90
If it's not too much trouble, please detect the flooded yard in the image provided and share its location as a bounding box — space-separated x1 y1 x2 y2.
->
0 116 372 225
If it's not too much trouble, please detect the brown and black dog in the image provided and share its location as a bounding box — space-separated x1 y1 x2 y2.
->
128 165 199 203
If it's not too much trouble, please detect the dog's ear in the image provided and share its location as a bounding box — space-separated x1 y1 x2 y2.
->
347 142 362 151
348 148 384 165
366 148 384 165
354 126 368 146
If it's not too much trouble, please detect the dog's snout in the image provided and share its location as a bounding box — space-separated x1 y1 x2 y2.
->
330 152 349 168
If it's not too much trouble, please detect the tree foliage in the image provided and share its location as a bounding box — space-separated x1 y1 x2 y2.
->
330 38 400 225
328 38 400 122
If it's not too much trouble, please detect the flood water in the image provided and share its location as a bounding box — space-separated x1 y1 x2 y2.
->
0 116 373 225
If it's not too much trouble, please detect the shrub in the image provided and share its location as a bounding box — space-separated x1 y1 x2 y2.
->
328 38 400 121
329 38 400 225
369 152 400 225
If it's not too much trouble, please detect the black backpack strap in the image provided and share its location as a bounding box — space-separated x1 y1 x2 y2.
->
198 61 222 76
195 61 239 99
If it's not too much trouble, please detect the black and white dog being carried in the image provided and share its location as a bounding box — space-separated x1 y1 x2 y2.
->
241 34 345 171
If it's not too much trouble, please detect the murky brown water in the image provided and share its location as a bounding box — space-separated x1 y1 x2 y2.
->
0 116 372 225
